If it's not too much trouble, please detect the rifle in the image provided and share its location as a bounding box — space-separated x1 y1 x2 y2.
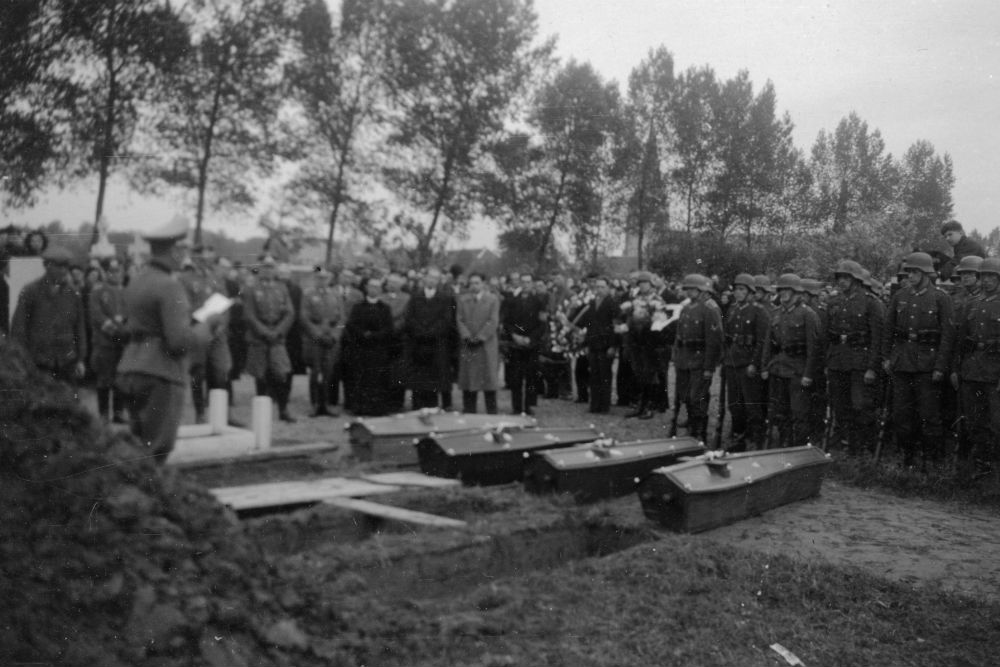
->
714 367 727 450
821 404 834 453
874 375 893 463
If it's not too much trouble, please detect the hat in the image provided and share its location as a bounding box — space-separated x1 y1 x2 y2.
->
940 220 963 235
42 246 74 265
142 214 190 243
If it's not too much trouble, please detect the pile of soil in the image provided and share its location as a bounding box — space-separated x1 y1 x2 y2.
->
0 343 366 666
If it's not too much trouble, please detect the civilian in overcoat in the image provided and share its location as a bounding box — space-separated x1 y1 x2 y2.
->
456 272 500 413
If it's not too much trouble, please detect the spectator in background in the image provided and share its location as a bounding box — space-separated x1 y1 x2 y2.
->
380 271 411 412
404 266 456 410
244 255 296 422
457 272 500 414
11 246 87 385
300 267 342 417
89 258 128 423
500 272 544 415
343 276 394 416
329 268 362 411
23 229 48 257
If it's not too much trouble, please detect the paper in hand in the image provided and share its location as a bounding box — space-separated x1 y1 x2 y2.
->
193 292 234 323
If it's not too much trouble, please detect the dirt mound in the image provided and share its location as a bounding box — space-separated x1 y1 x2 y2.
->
0 343 354 666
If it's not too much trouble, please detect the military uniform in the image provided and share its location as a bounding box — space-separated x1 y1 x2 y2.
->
722 297 769 450
954 288 1000 480
802 285 830 447
826 283 884 451
883 266 954 464
762 294 820 449
673 279 723 441
10 269 86 384
300 281 343 416
117 237 213 462
244 273 295 418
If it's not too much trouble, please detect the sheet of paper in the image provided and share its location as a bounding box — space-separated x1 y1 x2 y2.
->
193 292 234 322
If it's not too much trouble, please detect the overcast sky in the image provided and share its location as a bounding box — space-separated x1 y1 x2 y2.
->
8 0 1000 242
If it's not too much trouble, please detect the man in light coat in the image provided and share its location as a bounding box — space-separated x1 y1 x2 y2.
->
457 272 500 413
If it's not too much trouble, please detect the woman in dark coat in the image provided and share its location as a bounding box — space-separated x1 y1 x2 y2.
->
343 276 395 416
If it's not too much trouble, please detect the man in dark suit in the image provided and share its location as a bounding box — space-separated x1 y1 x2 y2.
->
404 267 457 410
576 276 620 414
500 273 545 415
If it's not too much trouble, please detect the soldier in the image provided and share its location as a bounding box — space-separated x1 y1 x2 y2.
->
179 245 232 423
951 256 984 319
116 216 215 461
761 274 820 448
673 274 723 441
10 246 87 385
456 272 500 414
328 269 362 410
881 252 954 467
89 258 128 422
244 255 297 422
300 267 342 417
721 273 769 450
801 279 830 447
826 260 884 453
951 256 1000 493
404 266 457 410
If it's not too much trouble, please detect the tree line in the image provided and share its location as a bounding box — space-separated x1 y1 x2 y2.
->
1 0 976 276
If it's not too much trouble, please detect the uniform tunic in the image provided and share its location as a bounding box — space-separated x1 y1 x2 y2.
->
722 301 769 448
300 285 343 408
10 276 86 380
673 298 723 437
117 258 211 460
88 282 127 387
954 289 1000 467
243 278 294 379
762 302 820 448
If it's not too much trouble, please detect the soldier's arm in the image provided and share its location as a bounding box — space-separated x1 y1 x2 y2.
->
867 298 885 371
299 293 322 340
936 292 955 376
160 281 209 357
274 285 295 336
703 305 724 371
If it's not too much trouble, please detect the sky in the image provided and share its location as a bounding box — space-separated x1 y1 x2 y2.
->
7 0 1000 244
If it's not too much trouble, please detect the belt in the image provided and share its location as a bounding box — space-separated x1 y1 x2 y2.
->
677 340 706 351
964 339 1000 353
895 330 940 345
773 342 808 356
830 332 869 346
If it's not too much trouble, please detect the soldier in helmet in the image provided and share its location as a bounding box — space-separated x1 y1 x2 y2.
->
826 260 885 453
10 246 87 385
761 274 819 448
673 274 723 441
801 279 830 447
300 266 342 417
882 252 954 467
951 256 1000 493
952 256 984 319
88 258 128 422
244 254 297 422
721 273 769 450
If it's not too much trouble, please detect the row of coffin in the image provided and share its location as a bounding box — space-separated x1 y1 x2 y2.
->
346 410 832 533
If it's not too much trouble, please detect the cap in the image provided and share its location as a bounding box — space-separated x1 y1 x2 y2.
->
142 214 190 243
42 246 74 265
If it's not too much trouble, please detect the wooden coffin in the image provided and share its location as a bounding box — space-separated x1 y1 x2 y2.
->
637 446 832 533
417 426 602 486
523 437 705 503
347 409 537 464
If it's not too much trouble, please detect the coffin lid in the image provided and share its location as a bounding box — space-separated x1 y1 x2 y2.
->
650 445 831 494
539 437 705 470
349 409 537 437
419 426 601 456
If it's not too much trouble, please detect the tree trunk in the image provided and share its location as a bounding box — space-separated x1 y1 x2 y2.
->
536 166 568 271
194 56 228 245
93 6 118 245
420 146 457 266
325 132 354 265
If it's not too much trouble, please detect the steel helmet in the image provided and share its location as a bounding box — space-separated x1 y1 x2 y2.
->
776 273 803 292
902 252 936 275
956 255 984 274
753 274 774 293
979 257 1000 276
833 260 865 281
800 278 822 296
732 273 755 290
682 273 708 291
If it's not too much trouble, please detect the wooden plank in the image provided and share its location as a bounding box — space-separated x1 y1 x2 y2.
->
324 497 466 528
360 471 461 489
210 477 401 511
171 441 339 469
